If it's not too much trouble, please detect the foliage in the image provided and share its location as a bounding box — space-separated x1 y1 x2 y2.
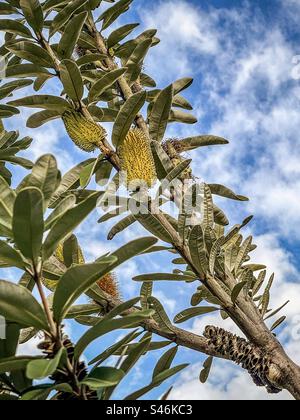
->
0 0 295 401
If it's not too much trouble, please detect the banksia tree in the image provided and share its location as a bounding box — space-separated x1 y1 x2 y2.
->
0 0 299 402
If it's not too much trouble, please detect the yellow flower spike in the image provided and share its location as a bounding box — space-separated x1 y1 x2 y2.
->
118 128 157 189
96 273 120 300
62 111 107 153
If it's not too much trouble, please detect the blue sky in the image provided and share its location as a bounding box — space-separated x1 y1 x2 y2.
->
2 0 300 400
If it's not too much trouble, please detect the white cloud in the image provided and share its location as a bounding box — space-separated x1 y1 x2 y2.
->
169 361 292 400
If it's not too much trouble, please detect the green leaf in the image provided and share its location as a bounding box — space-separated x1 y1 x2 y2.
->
169 109 197 124
107 23 139 49
153 346 178 380
45 195 76 231
147 297 174 335
189 225 208 279
0 79 33 101
74 310 153 359
0 3 18 15
202 184 214 228
49 0 88 37
209 184 248 202
270 316 286 332
133 273 196 282
5 64 51 78
8 95 70 112
81 367 125 390
49 159 95 208
166 159 192 182
79 158 98 188
20 383 73 400
89 68 127 103
125 38 152 84
0 19 32 37
0 357 40 375
174 307 218 324
43 192 100 261
27 110 61 128
26 349 64 380
234 236 253 274
89 329 141 366
179 135 229 150
60 59 84 102
0 240 24 269
112 91 146 147
0 104 20 118
105 333 152 399
58 11 87 59
107 214 136 240
200 356 213 384
98 0 133 30
28 155 58 208
231 281 247 304
20 0 44 33
0 280 49 331
134 210 173 244
140 282 153 310
52 256 117 322
6 42 53 68
264 301 290 322
0 175 15 236
13 187 44 265
124 364 188 400
173 78 193 95
76 53 106 67
149 85 173 142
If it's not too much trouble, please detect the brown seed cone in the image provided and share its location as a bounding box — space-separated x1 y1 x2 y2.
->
204 326 282 394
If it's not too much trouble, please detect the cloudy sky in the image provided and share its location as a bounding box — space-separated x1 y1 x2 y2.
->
2 0 300 400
